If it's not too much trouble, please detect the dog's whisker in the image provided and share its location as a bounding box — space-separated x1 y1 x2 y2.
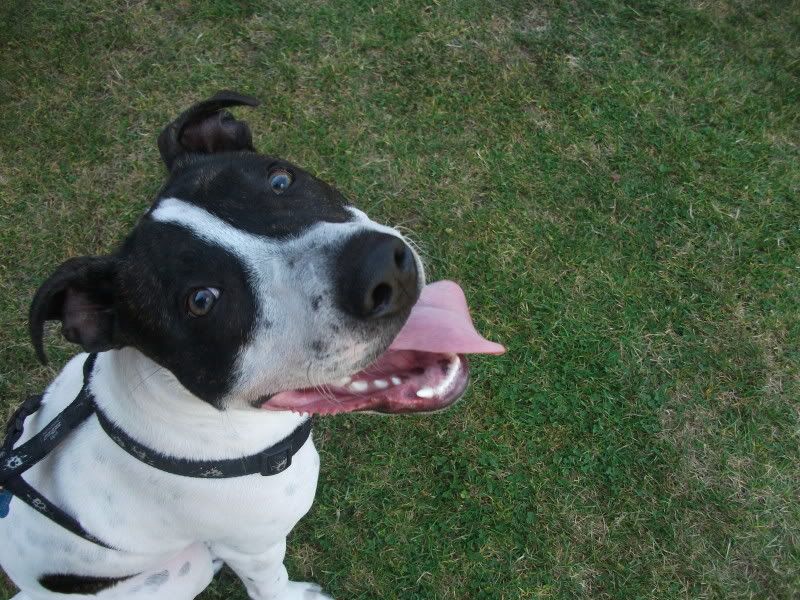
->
306 366 343 408
128 365 166 395
318 384 339 406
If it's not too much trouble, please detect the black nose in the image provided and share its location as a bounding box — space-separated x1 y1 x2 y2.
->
334 231 420 320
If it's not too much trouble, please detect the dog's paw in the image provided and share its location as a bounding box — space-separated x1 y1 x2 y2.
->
285 581 333 599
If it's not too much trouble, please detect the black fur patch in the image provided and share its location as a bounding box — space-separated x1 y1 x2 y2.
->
153 154 353 238
113 222 258 406
39 573 134 594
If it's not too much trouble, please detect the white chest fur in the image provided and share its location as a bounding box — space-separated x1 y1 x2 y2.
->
0 350 321 598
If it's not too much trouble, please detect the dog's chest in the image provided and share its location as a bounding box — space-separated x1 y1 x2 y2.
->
4 353 320 557
14 421 320 552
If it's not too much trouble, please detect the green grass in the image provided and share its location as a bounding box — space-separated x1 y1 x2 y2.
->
1 0 798 598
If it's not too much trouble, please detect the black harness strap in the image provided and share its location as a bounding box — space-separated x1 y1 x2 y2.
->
1 371 96 479
0 352 313 549
2 477 113 548
0 354 113 548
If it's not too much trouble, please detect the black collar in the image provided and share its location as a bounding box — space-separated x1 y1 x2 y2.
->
96 405 312 478
0 352 313 547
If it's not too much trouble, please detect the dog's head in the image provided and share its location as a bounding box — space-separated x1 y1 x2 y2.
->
30 91 503 413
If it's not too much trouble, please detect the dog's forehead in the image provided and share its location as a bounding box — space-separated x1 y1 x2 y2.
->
149 153 353 237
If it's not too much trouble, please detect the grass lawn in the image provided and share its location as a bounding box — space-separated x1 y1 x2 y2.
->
1 0 798 598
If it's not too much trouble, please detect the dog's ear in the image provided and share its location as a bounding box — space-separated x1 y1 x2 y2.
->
29 256 119 364
157 90 261 171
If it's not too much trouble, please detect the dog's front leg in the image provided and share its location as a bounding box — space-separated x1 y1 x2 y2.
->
209 539 331 600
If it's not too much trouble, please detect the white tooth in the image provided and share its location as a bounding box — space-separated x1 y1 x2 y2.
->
434 354 461 394
349 381 369 392
373 379 389 389
416 387 435 399
391 376 402 385
338 376 352 386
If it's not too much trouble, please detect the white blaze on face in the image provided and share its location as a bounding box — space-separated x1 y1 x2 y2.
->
149 198 423 406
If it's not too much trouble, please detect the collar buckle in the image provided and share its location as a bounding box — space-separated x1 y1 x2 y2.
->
260 445 292 476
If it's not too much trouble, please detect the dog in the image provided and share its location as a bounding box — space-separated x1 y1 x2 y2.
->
0 91 504 599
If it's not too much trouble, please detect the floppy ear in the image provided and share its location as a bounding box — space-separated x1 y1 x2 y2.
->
29 256 119 364
157 90 261 171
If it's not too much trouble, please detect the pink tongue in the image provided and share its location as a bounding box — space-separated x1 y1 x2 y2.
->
389 281 505 355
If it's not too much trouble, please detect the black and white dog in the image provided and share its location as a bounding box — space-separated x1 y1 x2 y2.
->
0 92 504 599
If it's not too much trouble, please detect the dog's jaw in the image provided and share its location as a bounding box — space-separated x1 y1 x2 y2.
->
262 281 505 415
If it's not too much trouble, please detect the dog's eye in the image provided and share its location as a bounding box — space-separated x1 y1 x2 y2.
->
268 169 293 194
187 287 220 317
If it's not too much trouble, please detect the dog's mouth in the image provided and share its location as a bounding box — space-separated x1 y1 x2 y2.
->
261 281 505 415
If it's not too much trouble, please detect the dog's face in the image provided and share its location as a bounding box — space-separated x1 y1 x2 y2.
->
30 92 424 408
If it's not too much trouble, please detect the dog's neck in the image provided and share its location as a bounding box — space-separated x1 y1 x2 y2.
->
91 348 307 460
